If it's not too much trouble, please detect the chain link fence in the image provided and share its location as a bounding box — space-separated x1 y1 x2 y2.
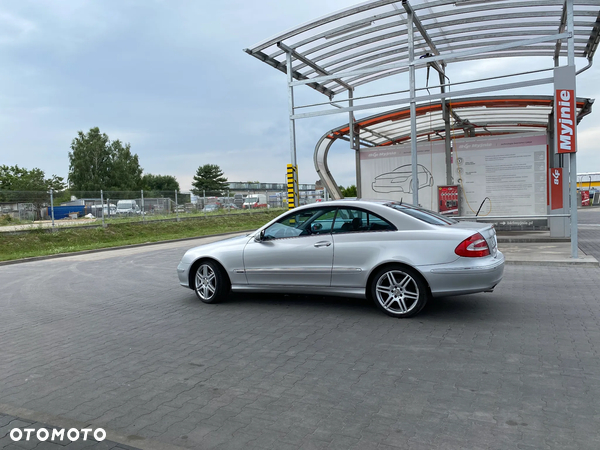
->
0 188 326 230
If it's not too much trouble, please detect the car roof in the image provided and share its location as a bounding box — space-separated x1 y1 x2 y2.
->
294 198 390 209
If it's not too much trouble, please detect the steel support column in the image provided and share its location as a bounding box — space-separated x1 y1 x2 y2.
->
285 50 298 208
567 0 578 258
440 73 452 186
349 89 361 198
407 8 418 206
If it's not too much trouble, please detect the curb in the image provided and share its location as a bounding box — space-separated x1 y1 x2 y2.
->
504 259 599 267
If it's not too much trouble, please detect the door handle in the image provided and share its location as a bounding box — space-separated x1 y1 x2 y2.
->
314 241 332 248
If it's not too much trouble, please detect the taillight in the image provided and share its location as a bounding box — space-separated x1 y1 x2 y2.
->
455 232 490 257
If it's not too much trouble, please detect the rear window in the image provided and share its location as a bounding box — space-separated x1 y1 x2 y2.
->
387 203 457 226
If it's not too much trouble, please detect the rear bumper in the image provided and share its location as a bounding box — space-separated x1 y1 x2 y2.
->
421 251 505 297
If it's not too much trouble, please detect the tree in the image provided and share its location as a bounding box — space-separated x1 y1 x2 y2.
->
107 140 143 191
191 164 229 196
339 185 357 197
68 127 143 192
0 165 66 216
0 165 65 192
142 174 180 193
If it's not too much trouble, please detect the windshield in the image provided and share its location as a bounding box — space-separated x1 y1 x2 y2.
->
245 198 258 203
386 202 457 226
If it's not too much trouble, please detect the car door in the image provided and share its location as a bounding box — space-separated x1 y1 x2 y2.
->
243 206 336 286
330 207 397 288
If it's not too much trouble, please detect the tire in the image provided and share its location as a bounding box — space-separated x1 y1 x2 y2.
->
193 260 230 304
370 265 428 318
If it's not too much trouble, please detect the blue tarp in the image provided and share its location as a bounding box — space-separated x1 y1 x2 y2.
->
48 205 86 220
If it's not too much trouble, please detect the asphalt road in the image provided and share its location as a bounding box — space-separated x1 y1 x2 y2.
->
0 226 599 449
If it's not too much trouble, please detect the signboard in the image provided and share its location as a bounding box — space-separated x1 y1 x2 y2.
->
286 164 298 210
438 185 460 216
581 190 590 206
556 89 576 154
549 168 563 210
554 66 577 154
453 134 547 217
359 134 547 218
359 141 447 210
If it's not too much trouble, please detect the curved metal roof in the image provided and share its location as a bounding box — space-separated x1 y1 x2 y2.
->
325 95 594 146
245 0 600 98
314 95 594 198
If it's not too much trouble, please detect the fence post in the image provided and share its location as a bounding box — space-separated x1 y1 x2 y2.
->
141 190 145 223
203 190 206 213
50 188 55 230
100 190 105 227
175 190 180 221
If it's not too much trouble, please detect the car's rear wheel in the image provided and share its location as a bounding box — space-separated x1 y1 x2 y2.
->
193 261 229 304
370 265 428 318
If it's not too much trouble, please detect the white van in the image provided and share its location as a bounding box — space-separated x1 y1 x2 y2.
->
90 204 116 217
116 200 141 215
242 194 268 209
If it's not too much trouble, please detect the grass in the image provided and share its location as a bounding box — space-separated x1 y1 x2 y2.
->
0 210 283 262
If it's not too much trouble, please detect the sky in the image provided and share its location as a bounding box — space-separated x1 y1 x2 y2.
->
1 0 599 192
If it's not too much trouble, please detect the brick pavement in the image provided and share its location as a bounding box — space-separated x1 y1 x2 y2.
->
0 234 599 449
0 412 140 449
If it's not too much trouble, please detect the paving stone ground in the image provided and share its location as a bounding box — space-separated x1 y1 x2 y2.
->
1 214 599 450
0 412 139 449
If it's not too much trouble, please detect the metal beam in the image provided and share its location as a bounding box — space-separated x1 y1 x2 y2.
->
402 0 446 76
361 127 396 142
244 49 336 99
289 32 570 87
583 11 600 59
554 1 568 65
276 42 353 92
292 76 555 120
577 98 595 122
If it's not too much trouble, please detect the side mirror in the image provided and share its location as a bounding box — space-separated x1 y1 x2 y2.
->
255 229 266 242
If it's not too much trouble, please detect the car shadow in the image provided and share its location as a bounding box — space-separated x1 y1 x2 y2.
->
180 290 502 320
419 294 500 320
224 292 378 315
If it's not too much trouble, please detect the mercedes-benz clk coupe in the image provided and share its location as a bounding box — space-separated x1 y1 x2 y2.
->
177 200 504 318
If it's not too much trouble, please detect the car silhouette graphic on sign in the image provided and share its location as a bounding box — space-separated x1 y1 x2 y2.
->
372 164 434 193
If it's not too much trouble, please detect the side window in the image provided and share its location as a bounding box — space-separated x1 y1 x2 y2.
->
332 208 395 233
263 207 336 240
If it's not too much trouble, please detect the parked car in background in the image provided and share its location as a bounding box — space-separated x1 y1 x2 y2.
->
202 204 220 213
90 204 116 217
116 200 141 215
177 199 504 318
243 194 268 209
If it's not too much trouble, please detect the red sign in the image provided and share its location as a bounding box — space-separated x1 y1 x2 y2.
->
550 168 563 210
556 89 576 154
438 185 459 216
582 190 590 206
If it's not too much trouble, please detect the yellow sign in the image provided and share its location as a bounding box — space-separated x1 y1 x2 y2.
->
286 164 298 210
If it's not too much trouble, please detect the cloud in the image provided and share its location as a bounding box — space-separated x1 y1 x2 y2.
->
0 0 598 193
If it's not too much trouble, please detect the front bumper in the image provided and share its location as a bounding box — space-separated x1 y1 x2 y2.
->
177 261 191 288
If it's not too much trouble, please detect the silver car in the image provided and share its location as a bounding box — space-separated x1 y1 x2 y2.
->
177 200 504 318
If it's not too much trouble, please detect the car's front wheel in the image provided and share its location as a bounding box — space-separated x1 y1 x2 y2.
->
370 265 428 318
193 261 230 304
